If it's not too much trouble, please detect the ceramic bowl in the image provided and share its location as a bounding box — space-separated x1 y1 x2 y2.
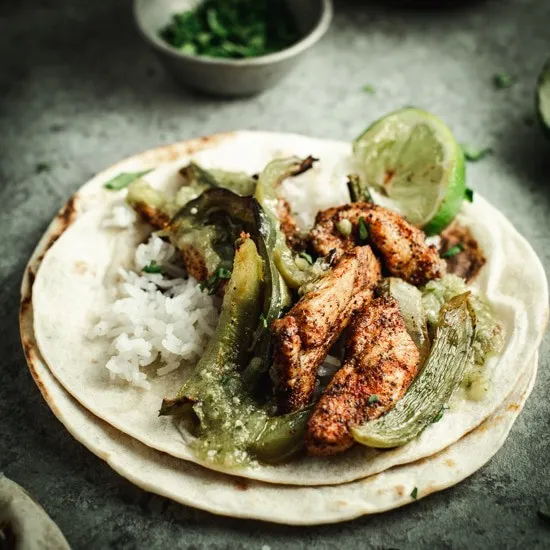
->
133 0 333 96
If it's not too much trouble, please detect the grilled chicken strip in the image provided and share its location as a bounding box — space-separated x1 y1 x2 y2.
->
306 296 421 456
272 246 382 413
309 203 445 286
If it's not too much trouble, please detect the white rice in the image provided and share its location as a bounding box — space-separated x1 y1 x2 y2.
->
90 235 219 389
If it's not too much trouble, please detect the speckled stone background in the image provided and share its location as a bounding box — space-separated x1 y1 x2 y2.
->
1 0 549 548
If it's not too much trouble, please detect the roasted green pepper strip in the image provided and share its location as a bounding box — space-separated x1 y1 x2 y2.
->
254 156 317 289
249 408 311 464
159 238 267 463
243 206 291 388
351 293 476 448
160 237 302 464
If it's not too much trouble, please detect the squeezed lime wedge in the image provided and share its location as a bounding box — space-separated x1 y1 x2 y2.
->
353 108 466 235
537 60 550 137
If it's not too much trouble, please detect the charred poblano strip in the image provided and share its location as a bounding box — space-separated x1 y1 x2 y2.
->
160 237 303 464
242 206 292 389
249 407 311 464
254 156 323 289
351 293 476 448
378 277 431 366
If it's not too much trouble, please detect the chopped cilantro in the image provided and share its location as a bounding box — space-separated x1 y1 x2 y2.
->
432 404 449 423
358 217 369 243
493 73 516 89
35 162 51 174
159 0 300 60
200 266 232 294
465 187 474 202
299 251 314 265
410 487 418 499
368 394 379 405
461 144 493 162
362 84 376 94
104 170 151 190
143 260 164 274
441 244 464 259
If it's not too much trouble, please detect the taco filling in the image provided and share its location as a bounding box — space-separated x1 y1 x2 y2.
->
88 140 502 467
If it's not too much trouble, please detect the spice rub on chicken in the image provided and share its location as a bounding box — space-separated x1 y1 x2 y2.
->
272 246 382 414
309 203 445 286
306 296 421 456
277 198 305 250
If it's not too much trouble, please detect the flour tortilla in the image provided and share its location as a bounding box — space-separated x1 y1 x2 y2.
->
0 476 70 550
20 257 538 523
29 131 548 486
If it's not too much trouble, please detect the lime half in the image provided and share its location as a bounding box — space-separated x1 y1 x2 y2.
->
353 108 466 235
537 60 550 138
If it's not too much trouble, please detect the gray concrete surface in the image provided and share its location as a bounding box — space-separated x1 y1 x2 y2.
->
1 0 550 548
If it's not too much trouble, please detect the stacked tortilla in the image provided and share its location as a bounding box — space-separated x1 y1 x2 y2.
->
19 132 548 524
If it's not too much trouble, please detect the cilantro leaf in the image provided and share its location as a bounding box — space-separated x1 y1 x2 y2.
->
104 170 151 190
358 217 369 243
465 187 474 202
410 487 418 499
432 404 449 423
143 260 164 274
35 162 51 174
493 73 516 89
200 266 232 294
362 84 376 94
368 395 379 405
461 144 493 162
441 244 464 259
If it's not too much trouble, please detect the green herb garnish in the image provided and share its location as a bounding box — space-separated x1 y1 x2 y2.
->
200 266 233 294
441 244 464 259
159 0 301 60
299 251 314 265
104 170 151 191
432 404 449 423
461 144 493 162
143 260 164 274
493 73 516 89
368 395 379 405
35 162 51 174
358 217 369 243
362 84 376 94
411 487 418 499
465 187 474 202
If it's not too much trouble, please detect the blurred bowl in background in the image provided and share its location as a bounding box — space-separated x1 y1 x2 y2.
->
133 0 333 97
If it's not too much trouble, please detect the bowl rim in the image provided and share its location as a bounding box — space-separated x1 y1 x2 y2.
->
133 0 333 67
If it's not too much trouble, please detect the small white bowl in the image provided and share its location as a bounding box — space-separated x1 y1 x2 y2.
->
134 0 333 97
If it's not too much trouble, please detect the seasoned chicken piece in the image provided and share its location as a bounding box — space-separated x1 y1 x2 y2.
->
306 296 420 456
439 221 486 283
277 198 305 250
309 203 445 286
272 246 382 413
